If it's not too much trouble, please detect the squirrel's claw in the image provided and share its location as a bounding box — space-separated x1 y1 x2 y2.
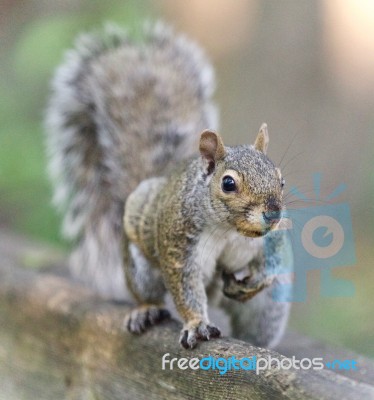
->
222 272 274 302
179 321 221 349
125 305 170 334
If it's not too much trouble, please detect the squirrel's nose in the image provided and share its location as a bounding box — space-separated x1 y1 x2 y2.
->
263 197 282 224
262 208 282 224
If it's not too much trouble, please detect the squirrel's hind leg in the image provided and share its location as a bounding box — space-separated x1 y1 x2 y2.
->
219 280 291 348
219 232 293 348
123 241 170 334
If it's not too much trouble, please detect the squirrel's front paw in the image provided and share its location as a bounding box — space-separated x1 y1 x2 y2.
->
222 272 273 302
125 305 170 334
179 320 221 349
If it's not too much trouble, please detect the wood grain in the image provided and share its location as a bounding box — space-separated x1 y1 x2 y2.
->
0 230 373 400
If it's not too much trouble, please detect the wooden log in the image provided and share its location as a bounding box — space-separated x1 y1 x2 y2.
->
0 230 373 400
276 331 374 386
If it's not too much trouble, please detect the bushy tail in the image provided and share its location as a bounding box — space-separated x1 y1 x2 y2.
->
45 22 218 299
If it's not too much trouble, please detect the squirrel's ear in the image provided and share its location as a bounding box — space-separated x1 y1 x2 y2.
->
199 130 225 175
254 123 269 154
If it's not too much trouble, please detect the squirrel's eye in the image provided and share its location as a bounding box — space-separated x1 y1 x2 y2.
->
222 176 237 192
281 178 285 188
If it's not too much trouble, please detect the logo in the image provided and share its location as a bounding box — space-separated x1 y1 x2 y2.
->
301 215 344 259
161 353 358 375
265 173 356 302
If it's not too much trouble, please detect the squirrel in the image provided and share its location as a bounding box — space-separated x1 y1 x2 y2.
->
45 22 293 349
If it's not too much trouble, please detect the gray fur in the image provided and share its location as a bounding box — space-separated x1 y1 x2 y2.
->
45 22 218 298
124 136 293 348
220 230 293 347
46 22 292 350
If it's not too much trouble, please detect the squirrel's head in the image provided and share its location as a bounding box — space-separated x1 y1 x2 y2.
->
199 124 284 237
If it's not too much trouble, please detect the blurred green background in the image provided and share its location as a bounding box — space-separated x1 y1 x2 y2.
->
0 0 373 357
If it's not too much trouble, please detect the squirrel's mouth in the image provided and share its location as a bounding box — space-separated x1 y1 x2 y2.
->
235 206 283 238
235 217 279 238
236 226 271 238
